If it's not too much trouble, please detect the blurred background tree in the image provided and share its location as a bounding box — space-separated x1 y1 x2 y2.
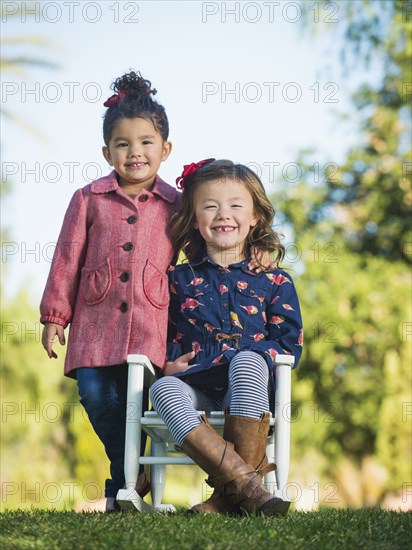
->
281 0 411 507
0 3 108 509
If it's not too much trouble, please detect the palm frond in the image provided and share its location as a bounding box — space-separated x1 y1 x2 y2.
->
1 36 55 47
1 108 47 143
1 57 59 70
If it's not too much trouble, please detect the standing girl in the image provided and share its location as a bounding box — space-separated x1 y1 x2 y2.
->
40 70 177 511
150 159 303 515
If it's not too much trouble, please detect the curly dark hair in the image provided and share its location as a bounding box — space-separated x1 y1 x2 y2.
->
102 70 169 145
171 159 285 268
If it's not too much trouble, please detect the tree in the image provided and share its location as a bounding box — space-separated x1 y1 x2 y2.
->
278 1 411 505
300 0 411 262
1 7 107 510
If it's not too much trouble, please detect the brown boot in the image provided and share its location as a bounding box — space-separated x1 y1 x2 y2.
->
223 412 289 515
192 412 289 515
182 416 286 516
191 412 272 514
224 412 275 476
190 486 239 515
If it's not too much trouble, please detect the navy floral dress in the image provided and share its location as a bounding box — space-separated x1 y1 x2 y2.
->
166 255 303 397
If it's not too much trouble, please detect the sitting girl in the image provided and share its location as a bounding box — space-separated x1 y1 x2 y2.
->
150 159 303 515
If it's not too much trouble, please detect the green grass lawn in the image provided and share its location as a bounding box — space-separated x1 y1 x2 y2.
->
0 508 410 550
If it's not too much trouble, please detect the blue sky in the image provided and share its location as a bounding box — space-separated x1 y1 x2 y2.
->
1 1 375 299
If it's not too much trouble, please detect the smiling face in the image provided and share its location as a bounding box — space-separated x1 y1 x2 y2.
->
102 117 171 192
194 178 258 266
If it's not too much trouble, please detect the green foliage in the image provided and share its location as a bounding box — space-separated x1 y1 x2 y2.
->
0 291 108 510
0 14 106 511
1 509 411 550
376 349 412 492
301 0 411 263
280 0 412 501
289 250 410 463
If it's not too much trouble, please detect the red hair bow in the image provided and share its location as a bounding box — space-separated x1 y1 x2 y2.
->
176 158 215 190
103 91 126 107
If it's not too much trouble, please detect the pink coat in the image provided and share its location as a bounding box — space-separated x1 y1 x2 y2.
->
40 171 180 378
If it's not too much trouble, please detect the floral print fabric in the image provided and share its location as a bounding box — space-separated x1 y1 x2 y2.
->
166 256 303 392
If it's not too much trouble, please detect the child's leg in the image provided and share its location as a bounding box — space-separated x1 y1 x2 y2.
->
222 351 269 416
152 369 286 516
221 351 279 484
179 414 286 517
149 377 217 446
191 352 272 514
76 364 148 499
224 351 275 476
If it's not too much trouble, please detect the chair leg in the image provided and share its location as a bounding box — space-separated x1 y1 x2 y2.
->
264 435 276 496
117 360 153 512
150 440 167 509
274 360 292 501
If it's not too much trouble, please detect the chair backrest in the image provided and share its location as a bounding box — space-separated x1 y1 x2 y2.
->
117 354 293 512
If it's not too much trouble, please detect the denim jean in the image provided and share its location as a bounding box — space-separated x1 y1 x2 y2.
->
76 364 148 498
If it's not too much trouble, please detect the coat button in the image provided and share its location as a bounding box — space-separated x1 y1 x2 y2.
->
120 302 128 312
127 215 137 224
138 194 149 202
120 272 129 282
123 242 133 251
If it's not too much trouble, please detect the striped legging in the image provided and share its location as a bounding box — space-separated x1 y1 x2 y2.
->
150 351 269 446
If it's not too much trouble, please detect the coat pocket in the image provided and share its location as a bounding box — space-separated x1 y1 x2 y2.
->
80 258 112 306
143 260 170 309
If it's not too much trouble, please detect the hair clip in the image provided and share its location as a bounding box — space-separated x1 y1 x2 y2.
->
176 158 215 190
103 91 126 107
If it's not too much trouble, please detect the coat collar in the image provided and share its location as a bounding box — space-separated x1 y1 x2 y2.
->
91 170 177 204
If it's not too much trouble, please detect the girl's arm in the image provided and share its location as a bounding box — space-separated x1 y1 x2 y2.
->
266 272 303 367
162 267 197 375
40 188 88 355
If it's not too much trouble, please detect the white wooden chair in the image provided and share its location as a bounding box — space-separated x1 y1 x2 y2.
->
117 353 294 512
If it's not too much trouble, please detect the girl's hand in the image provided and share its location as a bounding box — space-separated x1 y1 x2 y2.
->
42 322 66 359
248 249 276 273
163 351 196 376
